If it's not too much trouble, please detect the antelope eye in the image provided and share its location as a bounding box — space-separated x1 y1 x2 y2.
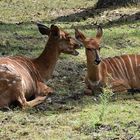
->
99 47 101 50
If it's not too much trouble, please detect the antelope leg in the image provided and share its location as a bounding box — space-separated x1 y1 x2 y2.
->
111 79 130 93
18 95 47 109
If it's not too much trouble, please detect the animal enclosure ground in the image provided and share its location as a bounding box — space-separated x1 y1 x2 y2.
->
0 0 140 139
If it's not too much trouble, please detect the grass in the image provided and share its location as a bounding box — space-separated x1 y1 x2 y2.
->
0 0 97 23
0 99 139 139
0 0 140 139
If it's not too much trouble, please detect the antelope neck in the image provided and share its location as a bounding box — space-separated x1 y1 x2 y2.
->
86 50 101 81
33 42 60 81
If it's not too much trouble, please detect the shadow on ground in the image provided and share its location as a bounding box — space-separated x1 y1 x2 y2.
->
73 11 140 30
52 5 140 29
51 7 108 22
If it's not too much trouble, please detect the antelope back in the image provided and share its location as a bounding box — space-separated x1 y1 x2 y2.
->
0 56 42 95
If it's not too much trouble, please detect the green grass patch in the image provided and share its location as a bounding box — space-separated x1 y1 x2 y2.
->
0 0 140 139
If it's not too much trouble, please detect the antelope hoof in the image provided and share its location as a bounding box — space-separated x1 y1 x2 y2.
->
47 87 54 94
84 89 93 96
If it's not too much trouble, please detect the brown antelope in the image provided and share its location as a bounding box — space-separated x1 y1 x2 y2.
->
75 27 140 96
0 24 80 109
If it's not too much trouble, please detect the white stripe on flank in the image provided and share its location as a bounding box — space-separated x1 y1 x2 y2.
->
109 58 120 78
127 55 136 81
16 57 40 80
8 58 35 87
98 63 102 81
114 57 126 79
135 54 138 67
119 56 130 80
102 61 114 80
112 58 124 79
105 59 115 78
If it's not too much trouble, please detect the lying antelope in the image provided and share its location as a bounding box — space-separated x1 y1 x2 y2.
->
0 24 80 109
75 27 140 96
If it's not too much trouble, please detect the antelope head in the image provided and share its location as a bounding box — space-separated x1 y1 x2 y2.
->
37 23 81 56
75 26 103 65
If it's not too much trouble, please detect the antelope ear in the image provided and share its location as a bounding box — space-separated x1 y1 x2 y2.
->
50 25 60 38
96 26 103 40
37 23 50 35
75 28 86 42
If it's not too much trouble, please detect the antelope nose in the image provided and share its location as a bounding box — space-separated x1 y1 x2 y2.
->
47 87 54 94
79 43 83 48
95 59 101 65
75 42 83 49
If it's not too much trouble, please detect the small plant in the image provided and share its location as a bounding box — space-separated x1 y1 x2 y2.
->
98 87 113 122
